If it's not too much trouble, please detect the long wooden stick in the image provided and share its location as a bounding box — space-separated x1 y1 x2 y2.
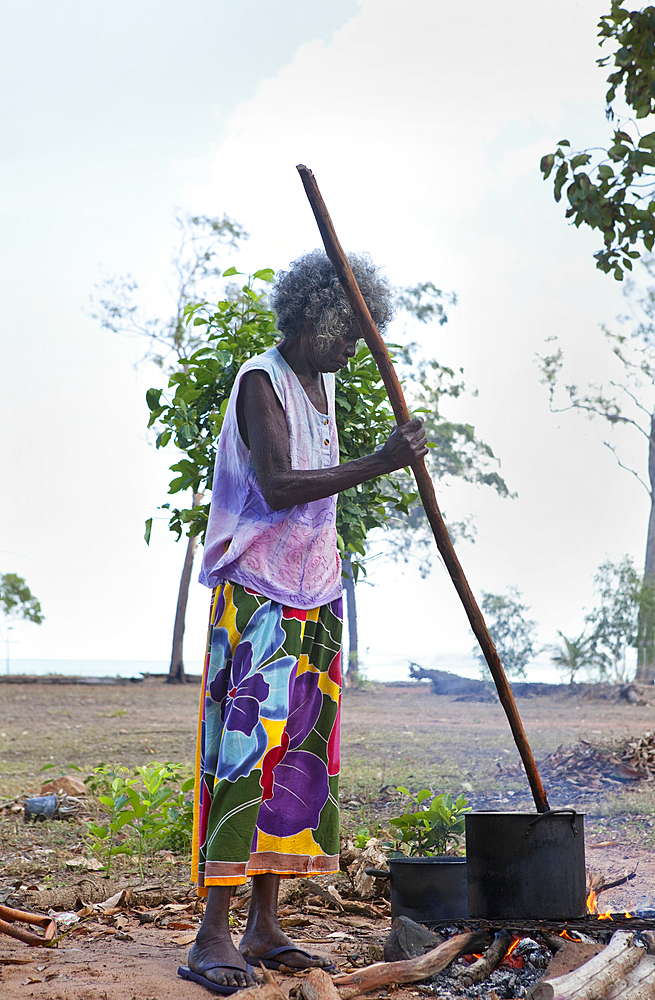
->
297 163 549 813
333 930 492 993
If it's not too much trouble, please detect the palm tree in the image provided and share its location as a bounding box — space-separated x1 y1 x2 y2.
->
548 631 600 684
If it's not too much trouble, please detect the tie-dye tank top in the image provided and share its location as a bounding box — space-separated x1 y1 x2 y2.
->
199 347 342 608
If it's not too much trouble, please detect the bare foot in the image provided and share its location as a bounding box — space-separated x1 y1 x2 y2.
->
188 935 259 989
240 928 334 970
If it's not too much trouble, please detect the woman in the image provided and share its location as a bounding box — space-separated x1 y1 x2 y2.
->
180 251 428 994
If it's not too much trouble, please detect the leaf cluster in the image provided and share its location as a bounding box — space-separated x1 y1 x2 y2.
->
476 587 537 679
584 555 643 681
540 2 655 278
85 762 194 876
388 787 470 857
0 572 44 625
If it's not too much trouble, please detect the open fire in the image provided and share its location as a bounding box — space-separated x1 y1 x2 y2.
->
423 932 552 998
587 888 634 920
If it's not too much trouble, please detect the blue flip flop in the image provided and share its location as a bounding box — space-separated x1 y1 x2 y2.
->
177 963 256 994
247 946 336 972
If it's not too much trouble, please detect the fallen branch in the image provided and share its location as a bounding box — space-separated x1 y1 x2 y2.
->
237 968 287 1000
333 930 491 994
458 929 514 988
529 931 644 1000
298 879 344 911
0 905 57 947
295 968 342 1000
588 867 639 897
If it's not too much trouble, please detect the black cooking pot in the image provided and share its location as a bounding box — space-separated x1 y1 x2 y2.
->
366 856 468 921
465 809 586 919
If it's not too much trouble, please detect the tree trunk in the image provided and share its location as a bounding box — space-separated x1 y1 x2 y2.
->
167 493 203 684
342 556 360 687
636 409 655 683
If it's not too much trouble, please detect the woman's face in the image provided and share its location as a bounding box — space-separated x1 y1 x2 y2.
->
309 324 361 373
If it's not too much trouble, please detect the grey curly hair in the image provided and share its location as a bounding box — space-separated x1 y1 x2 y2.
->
270 250 393 349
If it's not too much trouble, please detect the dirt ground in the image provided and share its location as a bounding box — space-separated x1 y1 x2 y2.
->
0 678 654 999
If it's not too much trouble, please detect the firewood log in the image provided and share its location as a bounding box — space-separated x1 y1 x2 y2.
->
641 932 655 956
529 931 644 1000
333 930 491 994
296 968 342 1000
458 929 513 987
605 954 655 1000
237 968 287 1000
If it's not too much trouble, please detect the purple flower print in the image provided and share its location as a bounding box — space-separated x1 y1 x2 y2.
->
258 670 329 837
209 642 270 738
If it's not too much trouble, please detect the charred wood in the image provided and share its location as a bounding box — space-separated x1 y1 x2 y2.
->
457 928 514 987
333 930 491 994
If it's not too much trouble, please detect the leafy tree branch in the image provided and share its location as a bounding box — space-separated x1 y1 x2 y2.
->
540 1 655 278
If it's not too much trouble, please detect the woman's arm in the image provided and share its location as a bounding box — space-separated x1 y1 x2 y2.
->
237 369 428 511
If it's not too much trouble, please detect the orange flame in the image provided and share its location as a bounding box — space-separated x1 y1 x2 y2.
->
587 889 613 920
559 930 577 941
506 938 521 958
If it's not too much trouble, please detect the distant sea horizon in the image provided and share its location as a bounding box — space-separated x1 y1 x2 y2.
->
3 653 564 684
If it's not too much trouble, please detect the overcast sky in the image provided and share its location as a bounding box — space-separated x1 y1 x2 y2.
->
1 0 648 680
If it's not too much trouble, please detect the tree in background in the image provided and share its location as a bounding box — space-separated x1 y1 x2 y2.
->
549 556 645 683
585 555 642 681
548 631 599 684
476 587 537 679
540 1 655 279
0 572 44 672
91 215 248 683
538 255 655 681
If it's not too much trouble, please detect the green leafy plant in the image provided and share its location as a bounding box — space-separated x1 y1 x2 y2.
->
540 1 655 279
123 763 179 877
84 762 194 875
159 780 195 853
86 766 137 874
388 787 470 857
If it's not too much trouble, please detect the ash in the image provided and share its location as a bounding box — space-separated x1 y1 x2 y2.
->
418 937 552 1000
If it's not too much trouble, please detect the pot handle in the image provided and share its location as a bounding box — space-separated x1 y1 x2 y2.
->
364 867 391 879
525 808 578 837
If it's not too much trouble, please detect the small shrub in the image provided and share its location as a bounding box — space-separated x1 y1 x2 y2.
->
84 762 194 875
388 787 470 857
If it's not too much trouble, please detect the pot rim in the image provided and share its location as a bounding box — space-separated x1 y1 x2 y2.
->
388 856 466 865
465 810 586 817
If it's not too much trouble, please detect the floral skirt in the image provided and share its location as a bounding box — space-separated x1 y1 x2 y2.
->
192 580 343 891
